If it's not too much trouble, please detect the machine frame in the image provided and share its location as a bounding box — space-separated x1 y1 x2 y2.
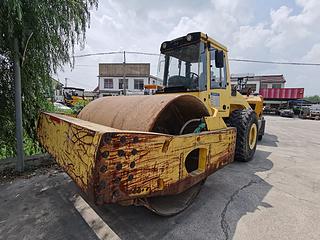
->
37 32 265 215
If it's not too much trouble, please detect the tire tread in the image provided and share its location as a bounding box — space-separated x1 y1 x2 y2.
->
226 109 258 162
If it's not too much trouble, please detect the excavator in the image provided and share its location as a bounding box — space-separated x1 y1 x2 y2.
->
37 32 265 216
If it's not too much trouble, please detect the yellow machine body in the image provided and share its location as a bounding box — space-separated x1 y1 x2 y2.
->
37 32 264 212
174 33 251 120
245 95 264 118
38 111 236 205
64 96 83 107
63 87 85 107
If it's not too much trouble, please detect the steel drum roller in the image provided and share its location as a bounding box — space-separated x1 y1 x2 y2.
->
78 94 209 135
78 94 210 216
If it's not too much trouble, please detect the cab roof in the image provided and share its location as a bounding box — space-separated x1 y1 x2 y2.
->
160 32 228 53
199 32 228 52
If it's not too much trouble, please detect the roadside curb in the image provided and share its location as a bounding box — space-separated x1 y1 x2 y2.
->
0 153 54 172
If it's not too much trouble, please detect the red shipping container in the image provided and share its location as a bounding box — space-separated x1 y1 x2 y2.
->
259 88 304 99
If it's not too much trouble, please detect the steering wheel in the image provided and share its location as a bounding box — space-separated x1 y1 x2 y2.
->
190 72 199 88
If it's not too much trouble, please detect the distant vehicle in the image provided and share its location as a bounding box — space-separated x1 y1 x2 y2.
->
54 102 71 111
280 109 294 118
144 84 163 95
263 106 279 115
63 87 85 107
301 104 320 120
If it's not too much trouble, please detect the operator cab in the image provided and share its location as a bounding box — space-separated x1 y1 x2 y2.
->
157 32 226 93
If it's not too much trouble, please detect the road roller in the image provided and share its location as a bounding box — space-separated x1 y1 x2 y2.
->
37 32 265 216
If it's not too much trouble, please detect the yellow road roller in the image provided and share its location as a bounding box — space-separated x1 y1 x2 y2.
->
37 32 265 216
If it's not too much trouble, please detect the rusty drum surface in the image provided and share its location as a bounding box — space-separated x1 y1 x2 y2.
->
78 94 209 135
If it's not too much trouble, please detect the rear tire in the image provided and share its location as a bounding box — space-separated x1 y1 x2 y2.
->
227 109 258 162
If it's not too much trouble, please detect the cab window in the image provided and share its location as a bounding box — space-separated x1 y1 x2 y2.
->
209 47 227 89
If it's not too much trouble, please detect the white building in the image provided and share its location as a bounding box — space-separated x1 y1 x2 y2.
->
98 63 152 97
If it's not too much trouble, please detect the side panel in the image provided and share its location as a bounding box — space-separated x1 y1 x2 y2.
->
95 128 236 204
245 95 264 118
260 88 304 99
203 38 250 117
37 113 103 200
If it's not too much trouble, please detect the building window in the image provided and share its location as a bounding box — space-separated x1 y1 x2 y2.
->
261 83 268 89
104 79 113 89
119 78 128 89
134 79 144 90
272 83 281 88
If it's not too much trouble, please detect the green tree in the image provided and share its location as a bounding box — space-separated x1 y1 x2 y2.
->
304 95 320 103
0 0 98 158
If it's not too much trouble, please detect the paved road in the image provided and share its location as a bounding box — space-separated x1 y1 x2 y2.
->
1 116 320 240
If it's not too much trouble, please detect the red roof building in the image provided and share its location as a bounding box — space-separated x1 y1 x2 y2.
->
231 74 304 100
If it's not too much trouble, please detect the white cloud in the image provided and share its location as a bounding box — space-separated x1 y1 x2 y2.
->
56 0 320 96
304 43 320 61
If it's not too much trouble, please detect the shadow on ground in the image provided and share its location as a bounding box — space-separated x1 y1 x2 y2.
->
258 133 279 147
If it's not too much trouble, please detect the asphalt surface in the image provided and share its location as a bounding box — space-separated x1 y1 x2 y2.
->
1 116 320 240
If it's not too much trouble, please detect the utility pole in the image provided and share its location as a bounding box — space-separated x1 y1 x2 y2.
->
123 51 126 95
65 78 68 87
14 38 24 172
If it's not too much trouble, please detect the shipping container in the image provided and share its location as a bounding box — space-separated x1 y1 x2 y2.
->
259 88 304 99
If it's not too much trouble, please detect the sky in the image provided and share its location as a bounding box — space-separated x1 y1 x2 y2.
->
55 0 320 96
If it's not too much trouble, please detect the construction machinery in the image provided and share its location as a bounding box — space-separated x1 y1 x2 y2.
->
232 76 265 140
143 84 163 95
37 32 265 216
63 87 85 107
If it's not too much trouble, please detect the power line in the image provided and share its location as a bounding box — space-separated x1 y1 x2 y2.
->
126 51 160 56
229 58 320 66
73 51 123 58
73 51 159 58
73 50 320 66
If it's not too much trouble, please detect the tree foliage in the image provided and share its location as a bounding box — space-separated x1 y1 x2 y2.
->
304 95 320 104
0 0 98 157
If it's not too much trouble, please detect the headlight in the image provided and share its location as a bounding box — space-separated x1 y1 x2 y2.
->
186 34 192 41
162 42 167 49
